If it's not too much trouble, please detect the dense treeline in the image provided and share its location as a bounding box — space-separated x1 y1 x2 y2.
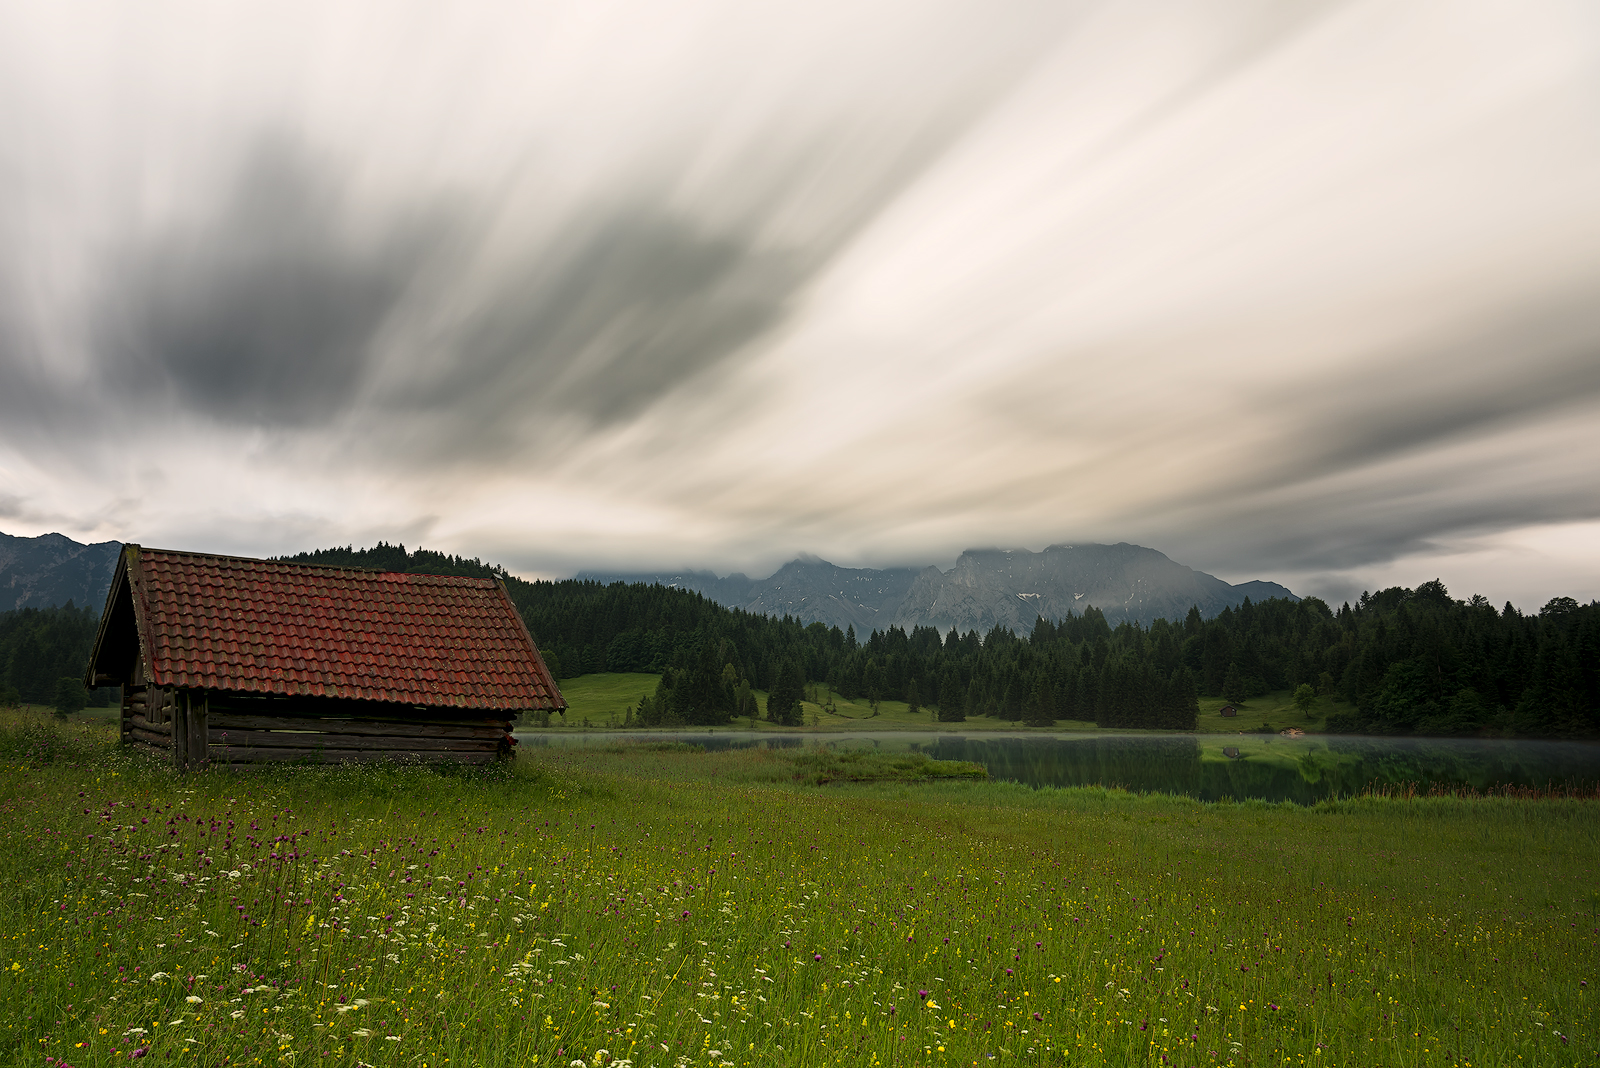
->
1319 584 1599 737
0 603 116 710
283 547 1600 738
2 542 1593 738
280 542 515 580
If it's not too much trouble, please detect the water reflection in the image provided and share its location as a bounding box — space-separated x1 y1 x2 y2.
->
512 730 1600 803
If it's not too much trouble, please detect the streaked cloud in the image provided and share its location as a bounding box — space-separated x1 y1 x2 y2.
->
0 0 1596 610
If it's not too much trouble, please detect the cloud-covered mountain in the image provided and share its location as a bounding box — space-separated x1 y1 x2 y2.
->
581 543 1297 633
0 531 123 611
576 553 923 635
3 530 1295 632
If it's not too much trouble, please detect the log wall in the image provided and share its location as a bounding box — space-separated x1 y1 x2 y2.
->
119 688 516 769
207 712 507 765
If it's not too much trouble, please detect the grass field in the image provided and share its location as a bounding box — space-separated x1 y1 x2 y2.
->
552 676 1355 736
1194 692 1357 736
2 708 1594 1067
556 674 666 728
552 674 953 732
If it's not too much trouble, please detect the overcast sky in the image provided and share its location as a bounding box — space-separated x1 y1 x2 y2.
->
2 0 1598 610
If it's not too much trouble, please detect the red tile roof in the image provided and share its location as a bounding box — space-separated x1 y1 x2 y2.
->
116 547 563 712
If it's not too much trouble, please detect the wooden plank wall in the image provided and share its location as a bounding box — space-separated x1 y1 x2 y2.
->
121 689 514 769
205 696 510 767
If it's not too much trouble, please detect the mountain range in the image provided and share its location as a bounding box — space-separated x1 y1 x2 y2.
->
1 531 1297 633
580 542 1297 633
0 531 124 612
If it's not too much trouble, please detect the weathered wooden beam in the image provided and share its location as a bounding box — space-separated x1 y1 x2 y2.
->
207 747 495 765
170 686 188 771
130 714 171 735
206 699 518 729
207 714 507 739
206 729 499 752
131 726 171 748
186 691 208 768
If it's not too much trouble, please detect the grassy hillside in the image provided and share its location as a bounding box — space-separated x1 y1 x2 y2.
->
1195 690 1358 734
552 672 664 727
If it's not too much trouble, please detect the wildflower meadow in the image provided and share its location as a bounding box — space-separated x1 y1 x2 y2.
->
2 711 1594 1067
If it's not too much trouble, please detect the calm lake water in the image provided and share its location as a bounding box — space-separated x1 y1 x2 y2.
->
515 729 1600 804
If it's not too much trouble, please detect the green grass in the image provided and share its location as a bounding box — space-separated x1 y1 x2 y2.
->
785 749 987 786
1197 691 1357 735
4 708 1594 1067
1203 693 1363 735
555 673 665 728
548 677 968 732
549 675 1356 736
548 676 1103 733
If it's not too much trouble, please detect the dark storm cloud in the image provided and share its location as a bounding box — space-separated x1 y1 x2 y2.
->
1112 291 1600 575
1281 297 1600 485
76 140 802 446
95 142 441 427
409 207 799 431
1181 482 1596 575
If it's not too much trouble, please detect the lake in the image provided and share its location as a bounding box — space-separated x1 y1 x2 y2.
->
515 729 1600 803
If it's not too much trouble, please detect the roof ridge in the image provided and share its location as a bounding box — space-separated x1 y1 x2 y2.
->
136 546 497 586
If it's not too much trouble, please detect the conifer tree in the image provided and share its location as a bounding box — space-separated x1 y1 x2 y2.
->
1024 673 1055 726
1170 666 1200 730
53 676 86 717
1222 662 1246 705
937 664 966 722
766 658 806 726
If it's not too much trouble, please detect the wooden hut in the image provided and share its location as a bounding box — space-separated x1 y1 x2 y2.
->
84 546 565 769
1219 704 1238 717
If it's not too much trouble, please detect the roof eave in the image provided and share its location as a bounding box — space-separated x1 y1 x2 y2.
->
497 578 567 713
83 544 151 688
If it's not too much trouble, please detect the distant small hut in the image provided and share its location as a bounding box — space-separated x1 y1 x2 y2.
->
84 546 565 769
1219 704 1238 717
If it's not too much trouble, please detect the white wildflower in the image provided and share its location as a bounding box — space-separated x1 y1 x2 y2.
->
186 995 203 1004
